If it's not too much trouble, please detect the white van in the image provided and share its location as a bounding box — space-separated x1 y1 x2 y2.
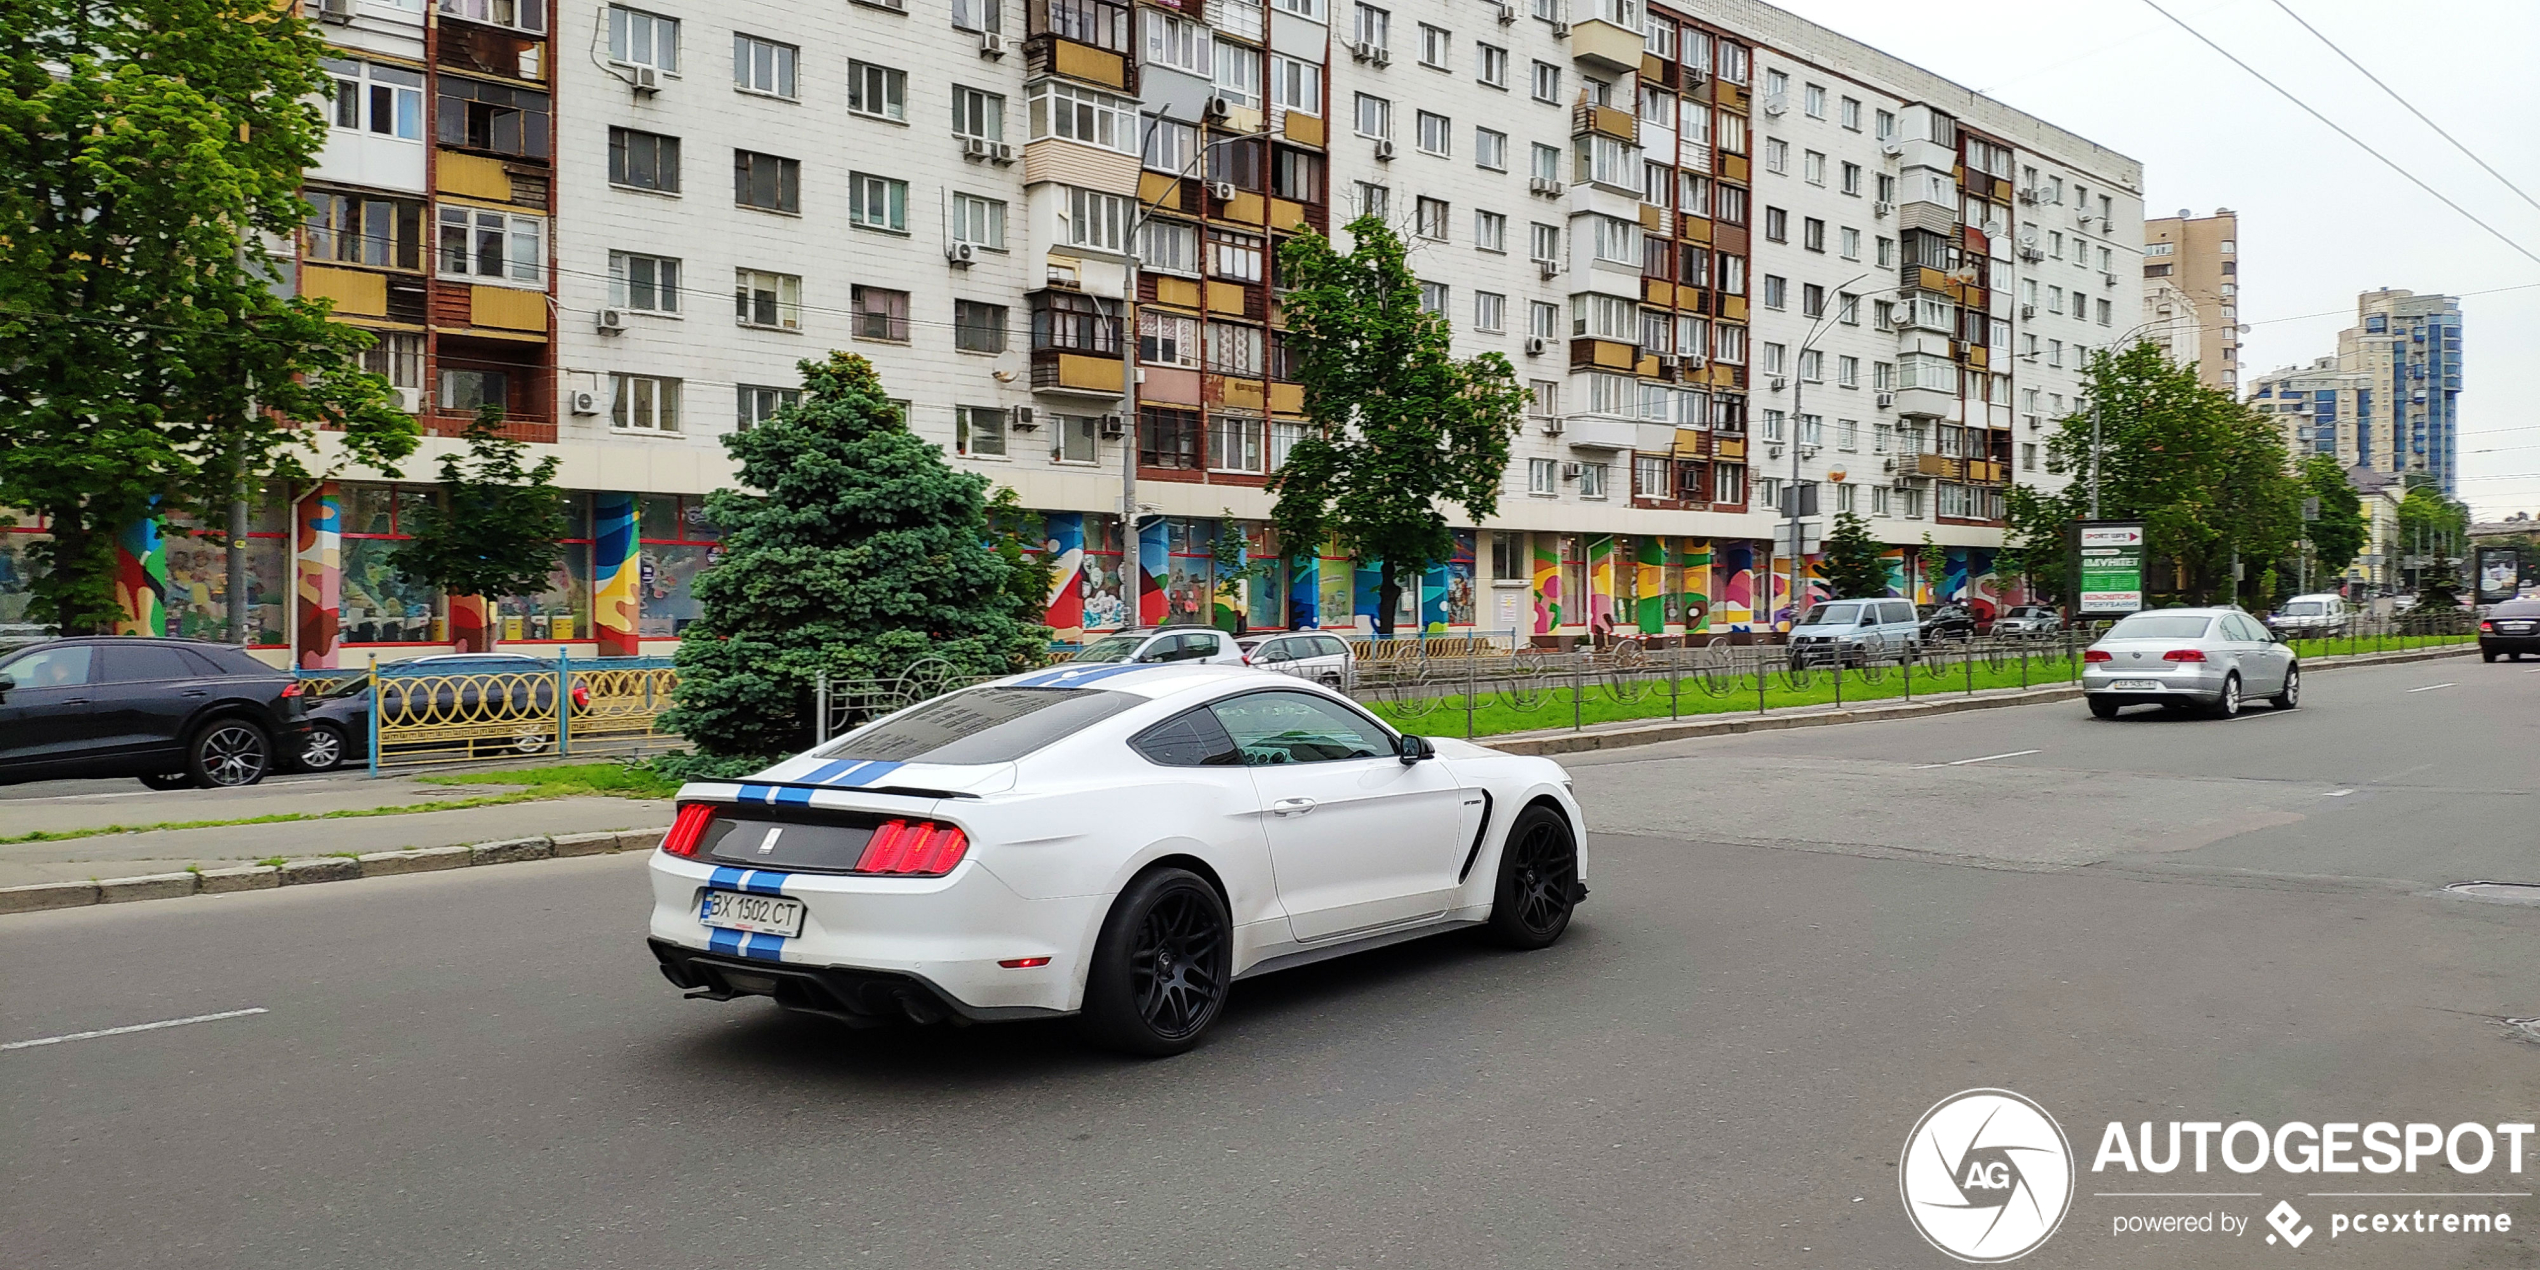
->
2266 594 2351 637
1788 598 1922 666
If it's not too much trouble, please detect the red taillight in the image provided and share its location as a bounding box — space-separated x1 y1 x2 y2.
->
999 957 1052 969
281 681 305 697
853 818 972 876
2481 621 2494 632
570 683 591 709
661 803 717 858
2162 648 2206 662
2083 650 2112 663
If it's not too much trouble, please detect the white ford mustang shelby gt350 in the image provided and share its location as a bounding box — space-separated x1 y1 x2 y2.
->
648 662 1587 1054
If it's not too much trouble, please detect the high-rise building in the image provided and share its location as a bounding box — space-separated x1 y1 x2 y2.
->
1 0 2151 658
2141 208 2236 391
2247 357 2368 468
2250 288 2461 494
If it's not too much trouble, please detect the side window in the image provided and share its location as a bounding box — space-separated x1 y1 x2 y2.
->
1257 640 1292 663
1157 633 1201 662
1208 690 1395 765
100 644 202 683
3 644 97 689
1129 707 1243 766
1192 632 1226 660
1135 635 1175 663
1318 636 1352 658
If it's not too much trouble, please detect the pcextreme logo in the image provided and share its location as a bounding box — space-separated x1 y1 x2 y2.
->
1900 1089 2077 1263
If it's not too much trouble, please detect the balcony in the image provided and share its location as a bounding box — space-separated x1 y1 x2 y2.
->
1567 14 1645 73
1561 414 1636 451
1030 348 1125 395
1571 102 1638 144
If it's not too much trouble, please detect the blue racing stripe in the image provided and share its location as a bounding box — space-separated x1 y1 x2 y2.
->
708 866 746 889
834 760 905 788
707 927 745 955
798 759 858 785
773 785 815 806
734 870 790 896
733 783 779 804
1014 662 1153 689
740 932 786 961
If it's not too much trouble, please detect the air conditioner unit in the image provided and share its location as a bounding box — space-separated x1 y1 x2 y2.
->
393 386 423 414
595 308 626 333
1009 406 1037 431
1561 461 1584 480
1872 201 1893 218
629 65 661 95
1654 354 1678 372
1204 95 1234 121
1209 181 1238 201
1769 376 1788 391
1541 415 1565 435
1876 392 1895 409
1527 176 1563 196
1880 141 1903 158
946 241 977 266
2018 246 2044 262
1537 259 1559 281
1685 67 1707 86
2017 187 2039 204
1494 1 1515 23
1373 138 1397 161
978 31 1008 58
1525 335 1550 356
2102 271 2118 288
1882 456 1897 471
989 142 1016 165
1349 40 1382 62
318 0 356 24
569 390 600 416
960 135 994 160
1099 414 1125 438
1895 285 1918 299
1550 21 1570 38
2019 303 2036 319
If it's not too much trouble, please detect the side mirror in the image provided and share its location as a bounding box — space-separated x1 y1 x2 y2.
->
1398 734 1434 765
0 673 13 699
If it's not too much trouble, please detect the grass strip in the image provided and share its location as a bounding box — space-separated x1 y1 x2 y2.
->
0 763 677 846
418 762 681 799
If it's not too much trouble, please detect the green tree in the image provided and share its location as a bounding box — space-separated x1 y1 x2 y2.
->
399 406 567 649
1917 533 1948 599
661 353 1049 761
1270 215 1531 636
1819 510 1891 599
2396 481 2469 604
2295 455 2366 578
0 0 416 633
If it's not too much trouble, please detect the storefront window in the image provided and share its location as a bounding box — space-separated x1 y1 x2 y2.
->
0 512 48 638
1078 512 1129 632
1162 518 1215 626
341 482 447 644
638 494 722 637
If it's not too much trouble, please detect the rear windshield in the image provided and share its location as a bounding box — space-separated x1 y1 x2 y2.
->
1798 602 1864 626
2106 614 2214 640
2280 601 2324 615
2492 601 2540 618
815 686 1138 765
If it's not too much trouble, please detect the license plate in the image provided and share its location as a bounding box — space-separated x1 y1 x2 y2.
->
2503 623 2532 633
700 889 805 938
2108 679 2160 691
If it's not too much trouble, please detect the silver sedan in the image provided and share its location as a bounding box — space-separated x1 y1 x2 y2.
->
2081 607 2299 719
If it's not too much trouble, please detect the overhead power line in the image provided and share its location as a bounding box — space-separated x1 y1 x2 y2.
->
2136 0 2540 271
2263 0 2540 219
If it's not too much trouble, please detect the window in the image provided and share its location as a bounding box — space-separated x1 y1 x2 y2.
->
1353 2 1390 48
1760 343 1785 376
1763 206 1787 241
1840 96 1861 130
1634 455 1670 500
1418 280 1448 315
1474 291 1505 332
435 207 542 286
1272 147 1322 201
1139 311 1198 366
1046 0 1131 49
1803 150 1825 185
1713 463 1744 505
1213 40 1261 107
1417 110 1451 156
1715 184 1746 224
1838 227 1861 261
1033 290 1120 352
1803 217 1824 252
1764 137 1788 174
1475 127 1508 171
733 33 796 98
1570 293 1635 340
1529 301 1559 340
1759 274 1785 309
953 86 1005 141
849 173 908 231
1208 228 1264 281
1029 81 1138 153
1054 414 1101 463
1140 406 1203 469
1474 210 1507 252
954 0 1001 30
955 405 1008 457
1765 69 1788 97
2096 298 2113 326
1717 112 1745 154
1143 10 1211 74
1527 458 1559 495
1206 321 1264 374
1838 356 1859 387
951 300 1008 354
1209 411 1266 473
735 385 799 431
607 251 678 312
611 374 679 432
439 0 545 33
1353 182 1389 219
1066 187 1130 252
1874 235 1894 267
324 59 424 140
1271 418 1307 469
1836 417 1859 450
1142 117 1194 174
951 192 1007 249
845 62 909 122
1577 462 1607 499
1354 93 1392 139
1801 284 1824 318
436 77 550 158
607 7 677 71
1419 23 1449 68
1532 143 1562 184
1590 215 1638 264
1478 43 1508 87
734 150 799 212
1271 56 1321 114
1138 219 1198 275
607 127 680 193
1717 255 1744 295
852 285 911 341
303 191 423 269
1531 60 1561 103
1872 361 1893 390
438 368 506 414
1639 307 1671 352
1643 160 1671 207
1574 133 1636 188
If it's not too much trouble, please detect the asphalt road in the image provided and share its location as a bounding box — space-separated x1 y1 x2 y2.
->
4 654 2536 1269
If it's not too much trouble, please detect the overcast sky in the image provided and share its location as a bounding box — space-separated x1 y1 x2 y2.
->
1771 0 2540 515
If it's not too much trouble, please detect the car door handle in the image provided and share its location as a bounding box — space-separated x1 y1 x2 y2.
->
1269 797 1316 816
180 689 208 698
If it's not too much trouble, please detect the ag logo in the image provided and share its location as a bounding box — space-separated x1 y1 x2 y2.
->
1900 1089 2075 1262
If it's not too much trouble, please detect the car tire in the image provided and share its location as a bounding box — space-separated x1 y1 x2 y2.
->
1079 867 1233 1058
2088 697 2120 719
186 718 273 788
298 724 348 773
2483 650 2498 663
2269 665 2300 710
1484 804 1582 951
1318 672 1342 688
2209 673 2242 719
138 773 192 791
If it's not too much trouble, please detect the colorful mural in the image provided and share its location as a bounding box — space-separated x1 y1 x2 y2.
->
1586 536 1618 639
1680 538 1714 632
295 486 342 667
1286 550 1319 630
1717 540 1756 630
592 492 640 656
1530 535 1562 634
1315 538 1351 630
1041 512 1085 639
1136 519 1168 626
112 515 167 637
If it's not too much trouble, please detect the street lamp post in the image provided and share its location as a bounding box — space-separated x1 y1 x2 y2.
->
1781 272 1869 626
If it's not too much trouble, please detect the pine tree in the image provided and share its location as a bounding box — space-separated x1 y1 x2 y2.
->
661 354 1050 760
1819 511 1892 599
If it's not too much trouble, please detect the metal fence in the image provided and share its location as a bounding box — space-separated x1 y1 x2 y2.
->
299 652 684 772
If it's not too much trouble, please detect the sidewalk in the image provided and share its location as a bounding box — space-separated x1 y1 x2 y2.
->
0 775 671 888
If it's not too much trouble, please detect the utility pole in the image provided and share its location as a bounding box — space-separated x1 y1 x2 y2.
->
1782 272 1867 628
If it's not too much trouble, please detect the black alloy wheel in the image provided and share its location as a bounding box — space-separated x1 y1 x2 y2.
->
1081 868 1232 1057
1485 804 1581 950
187 719 272 788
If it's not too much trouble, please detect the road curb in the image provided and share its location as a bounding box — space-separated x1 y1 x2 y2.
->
1484 643 2474 758
0 825 668 918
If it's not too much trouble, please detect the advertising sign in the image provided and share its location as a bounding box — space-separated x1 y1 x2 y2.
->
2475 545 2520 604
2075 522 2147 616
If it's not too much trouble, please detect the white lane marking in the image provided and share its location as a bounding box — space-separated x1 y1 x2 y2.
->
2322 789 2354 797
2095 1192 2264 1198
0 1007 268 1052
2406 682 2456 693
1913 749 2042 769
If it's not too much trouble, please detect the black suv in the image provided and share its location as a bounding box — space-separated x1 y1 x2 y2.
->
0 637 311 788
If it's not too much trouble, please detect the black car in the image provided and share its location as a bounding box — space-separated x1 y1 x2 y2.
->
2478 599 2540 662
1918 603 1977 643
292 654 593 771
0 636 311 788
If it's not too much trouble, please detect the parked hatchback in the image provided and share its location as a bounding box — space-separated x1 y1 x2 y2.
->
1065 627 1245 667
1918 603 1977 643
0 637 310 788
1991 604 2064 638
1238 632 1357 688
2081 608 2298 718
1789 598 1921 667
